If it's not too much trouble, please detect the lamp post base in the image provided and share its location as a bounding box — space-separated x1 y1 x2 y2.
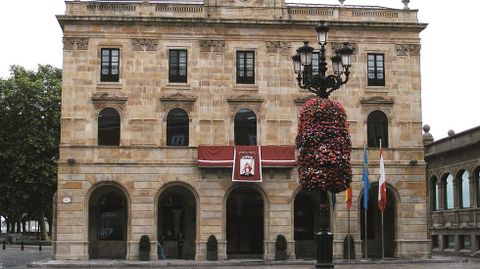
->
315 229 334 269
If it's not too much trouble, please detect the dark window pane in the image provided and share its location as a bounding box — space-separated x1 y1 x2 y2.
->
236 51 255 84
234 108 256 145
367 53 385 86
169 50 187 83
98 108 120 146
167 108 189 146
100 48 120 82
294 192 314 240
367 110 388 148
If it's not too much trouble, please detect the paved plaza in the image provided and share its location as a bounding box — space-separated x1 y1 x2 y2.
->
1 245 479 269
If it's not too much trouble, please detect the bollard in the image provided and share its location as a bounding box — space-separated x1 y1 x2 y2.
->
21 241 24 251
39 241 42 251
2 240 5 250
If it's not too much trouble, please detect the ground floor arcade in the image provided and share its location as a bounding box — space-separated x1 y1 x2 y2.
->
53 165 430 260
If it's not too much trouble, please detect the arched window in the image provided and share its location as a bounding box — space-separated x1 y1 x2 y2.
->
167 108 189 146
234 109 257 145
431 177 439 211
367 110 388 148
476 168 480 207
459 171 470 208
98 108 121 146
444 174 454 209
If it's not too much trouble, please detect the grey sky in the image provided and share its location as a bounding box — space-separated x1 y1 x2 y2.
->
0 0 478 140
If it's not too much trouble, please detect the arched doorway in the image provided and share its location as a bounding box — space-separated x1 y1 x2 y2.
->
158 185 197 259
360 184 396 257
88 184 128 259
226 187 264 258
294 190 330 258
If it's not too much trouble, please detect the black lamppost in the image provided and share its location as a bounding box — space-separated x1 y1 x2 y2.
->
292 23 354 269
292 23 354 99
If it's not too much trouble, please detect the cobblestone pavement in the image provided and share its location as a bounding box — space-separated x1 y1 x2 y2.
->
0 244 51 268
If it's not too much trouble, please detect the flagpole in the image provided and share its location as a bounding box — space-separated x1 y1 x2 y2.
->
347 206 351 260
364 207 368 259
381 210 384 259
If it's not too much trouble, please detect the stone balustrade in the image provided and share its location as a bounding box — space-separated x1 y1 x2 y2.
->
63 1 419 23
431 208 480 229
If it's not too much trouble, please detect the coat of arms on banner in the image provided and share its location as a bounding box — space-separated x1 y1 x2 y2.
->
240 155 254 176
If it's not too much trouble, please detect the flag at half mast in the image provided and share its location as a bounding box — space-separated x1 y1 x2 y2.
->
378 142 387 211
362 143 370 209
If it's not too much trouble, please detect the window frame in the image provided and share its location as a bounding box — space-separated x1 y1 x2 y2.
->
166 108 189 146
367 53 385 86
367 110 389 148
234 108 257 146
236 50 255 84
168 49 188 83
100 48 120 82
97 107 121 146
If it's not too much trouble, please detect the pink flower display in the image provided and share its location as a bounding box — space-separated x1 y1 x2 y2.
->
296 97 352 193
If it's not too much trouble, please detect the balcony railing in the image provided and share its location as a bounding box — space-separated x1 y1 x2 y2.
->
64 1 419 24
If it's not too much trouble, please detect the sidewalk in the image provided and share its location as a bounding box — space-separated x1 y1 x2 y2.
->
29 255 478 268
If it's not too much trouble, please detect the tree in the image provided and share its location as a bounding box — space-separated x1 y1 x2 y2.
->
0 65 61 239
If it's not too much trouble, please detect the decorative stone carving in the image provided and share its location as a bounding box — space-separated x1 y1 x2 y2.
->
266 41 291 54
360 96 394 114
91 92 128 110
331 42 357 54
159 92 197 112
226 94 264 113
63 37 89 50
396 44 421 56
131 38 158 51
199 40 225 52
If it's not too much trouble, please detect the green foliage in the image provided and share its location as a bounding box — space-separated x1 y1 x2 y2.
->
207 234 217 251
139 235 151 251
275 234 287 251
0 65 61 237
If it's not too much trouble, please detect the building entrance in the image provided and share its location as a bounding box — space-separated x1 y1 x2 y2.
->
361 184 396 257
226 187 264 258
294 190 330 258
88 184 127 259
158 185 196 259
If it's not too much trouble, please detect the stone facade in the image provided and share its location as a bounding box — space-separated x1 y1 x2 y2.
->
424 126 480 257
55 0 429 260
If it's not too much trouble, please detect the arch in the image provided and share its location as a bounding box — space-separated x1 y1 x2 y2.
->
457 170 470 208
442 173 454 209
224 184 268 258
86 181 130 259
474 166 480 207
292 189 330 258
359 183 398 258
166 108 189 146
156 182 199 259
367 110 388 148
98 107 121 146
234 108 257 145
430 176 439 211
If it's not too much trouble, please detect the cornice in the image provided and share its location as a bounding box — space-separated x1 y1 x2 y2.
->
57 15 428 33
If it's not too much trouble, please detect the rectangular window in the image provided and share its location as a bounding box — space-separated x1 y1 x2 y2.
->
367 53 385 86
459 235 471 250
101 48 120 82
312 52 319 76
432 235 439 249
169 49 187 83
443 235 455 249
236 51 255 84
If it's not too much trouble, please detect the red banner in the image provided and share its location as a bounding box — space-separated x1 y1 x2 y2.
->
197 145 234 167
232 146 262 182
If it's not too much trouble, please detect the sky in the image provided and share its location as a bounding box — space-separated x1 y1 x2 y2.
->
0 0 479 141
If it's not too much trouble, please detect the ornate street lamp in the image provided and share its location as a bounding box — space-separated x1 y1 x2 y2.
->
292 23 354 99
292 22 354 269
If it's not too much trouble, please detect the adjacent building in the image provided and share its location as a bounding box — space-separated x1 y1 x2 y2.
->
55 0 429 260
424 126 480 257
